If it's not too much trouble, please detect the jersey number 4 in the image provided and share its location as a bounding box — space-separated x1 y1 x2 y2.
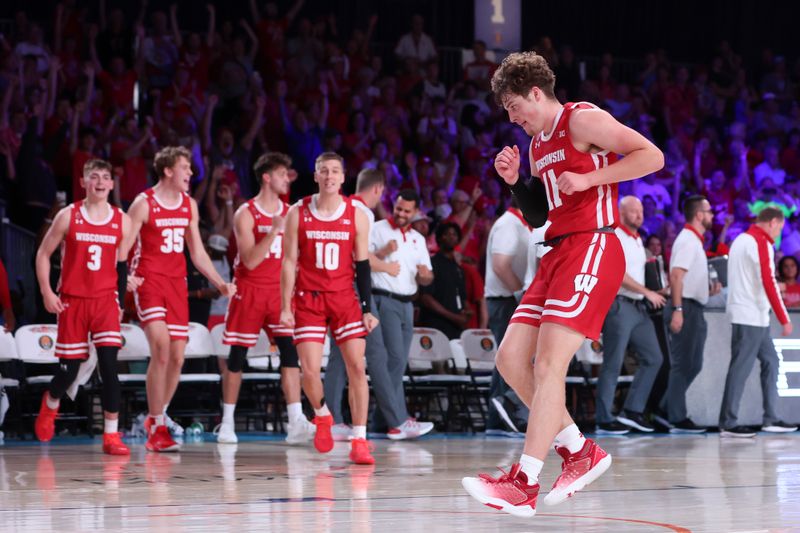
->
314 242 339 270
265 235 283 259
160 228 185 253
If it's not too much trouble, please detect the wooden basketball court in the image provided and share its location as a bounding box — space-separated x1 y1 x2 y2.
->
1 433 798 531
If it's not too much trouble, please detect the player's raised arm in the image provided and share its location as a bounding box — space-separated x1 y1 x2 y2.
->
557 108 664 194
35 207 71 314
279 204 300 328
185 197 236 297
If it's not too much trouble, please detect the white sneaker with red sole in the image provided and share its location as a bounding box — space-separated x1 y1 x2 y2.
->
462 464 540 518
387 418 434 440
543 438 611 506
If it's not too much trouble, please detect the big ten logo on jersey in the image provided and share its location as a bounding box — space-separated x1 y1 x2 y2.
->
574 273 599 294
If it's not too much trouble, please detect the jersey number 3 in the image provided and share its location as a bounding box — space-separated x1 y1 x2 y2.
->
160 228 185 254
87 244 102 271
314 242 339 270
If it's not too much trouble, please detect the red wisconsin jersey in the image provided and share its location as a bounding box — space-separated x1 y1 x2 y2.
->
531 102 620 241
296 195 357 292
131 188 192 278
59 201 123 298
233 199 289 287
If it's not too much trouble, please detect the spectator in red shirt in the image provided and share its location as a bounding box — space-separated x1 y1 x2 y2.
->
0 258 15 332
778 256 800 309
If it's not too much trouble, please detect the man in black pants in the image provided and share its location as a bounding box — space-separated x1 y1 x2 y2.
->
34 159 135 455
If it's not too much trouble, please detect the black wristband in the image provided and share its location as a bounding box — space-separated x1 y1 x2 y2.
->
355 259 372 314
116 261 128 305
509 177 549 228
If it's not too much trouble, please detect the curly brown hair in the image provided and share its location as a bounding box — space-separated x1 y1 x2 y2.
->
83 158 112 177
154 146 192 178
491 51 556 105
253 152 292 178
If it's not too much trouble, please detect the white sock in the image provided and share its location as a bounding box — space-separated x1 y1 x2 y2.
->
555 424 586 454
518 454 544 483
154 414 165 427
222 403 236 425
104 418 118 434
45 393 60 410
314 404 331 417
287 402 303 422
352 425 366 439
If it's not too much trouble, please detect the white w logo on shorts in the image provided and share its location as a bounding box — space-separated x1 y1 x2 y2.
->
573 273 599 294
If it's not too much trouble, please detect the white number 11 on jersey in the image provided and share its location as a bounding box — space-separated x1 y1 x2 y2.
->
542 169 563 209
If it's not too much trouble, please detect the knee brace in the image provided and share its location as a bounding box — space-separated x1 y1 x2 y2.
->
275 336 299 368
48 359 82 399
97 346 121 414
227 345 248 373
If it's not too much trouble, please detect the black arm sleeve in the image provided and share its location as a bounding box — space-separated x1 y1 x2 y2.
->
509 177 549 228
117 261 127 305
354 259 372 314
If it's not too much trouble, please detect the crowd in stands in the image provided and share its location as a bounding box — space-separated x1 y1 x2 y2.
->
1 0 800 335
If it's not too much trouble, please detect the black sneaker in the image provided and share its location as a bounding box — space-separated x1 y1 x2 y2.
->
720 426 757 438
595 421 630 435
617 411 655 432
669 418 707 434
651 412 673 432
490 396 520 433
761 421 799 433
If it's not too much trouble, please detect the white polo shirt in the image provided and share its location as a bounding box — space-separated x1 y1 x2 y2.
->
727 225 790 327
616 226 646 300
485 209 531 297
524 220 552 289
670 225 709 305
370 219 432 296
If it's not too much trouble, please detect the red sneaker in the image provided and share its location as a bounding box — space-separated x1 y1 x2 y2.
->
102 432 131 455
543 438 611 506
35 393 58 442
144 415 153 436
462 464 539 517
146 425 181 453
313 415 334 453
349 438 375 465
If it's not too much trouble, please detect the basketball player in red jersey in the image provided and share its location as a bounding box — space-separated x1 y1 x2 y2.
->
462 52 664 517
127 146 236 453
34 159 136 455
217 152 315 445
280 152 379 465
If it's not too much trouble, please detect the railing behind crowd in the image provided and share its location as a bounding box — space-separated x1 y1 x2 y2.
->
0 201 37 325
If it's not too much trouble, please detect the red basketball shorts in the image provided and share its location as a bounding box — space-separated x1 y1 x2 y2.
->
223 281 292 346
56 292 122 359
293 288 366 345
133 272 189 340
511 231 624 341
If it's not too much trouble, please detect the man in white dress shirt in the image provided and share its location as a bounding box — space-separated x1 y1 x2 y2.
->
369 189 435 439
596 197 665 435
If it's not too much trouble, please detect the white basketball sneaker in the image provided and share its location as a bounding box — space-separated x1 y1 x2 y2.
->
286 418 316 444
215 422 238 444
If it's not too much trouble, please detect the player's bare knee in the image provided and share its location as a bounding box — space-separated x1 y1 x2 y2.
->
532 355 567 382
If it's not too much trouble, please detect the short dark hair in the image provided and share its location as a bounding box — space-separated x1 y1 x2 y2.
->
491 51 556 105
682 194 707 221
83 159 112 177
396 188 420 208
355 168 386 192
253 152 292 179
757 206 785 223
435 221 461 243
154 146 192 178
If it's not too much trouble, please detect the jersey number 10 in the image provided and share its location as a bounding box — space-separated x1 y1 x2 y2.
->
315 242 340 270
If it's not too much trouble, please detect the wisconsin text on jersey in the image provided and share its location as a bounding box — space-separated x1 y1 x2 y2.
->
304 230 351 240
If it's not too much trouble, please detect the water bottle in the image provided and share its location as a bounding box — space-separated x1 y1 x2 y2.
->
188 422 204 439
708 264 719 290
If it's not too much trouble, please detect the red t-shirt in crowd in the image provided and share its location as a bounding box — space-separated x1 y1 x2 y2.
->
782 283 800 308
461 260 484 330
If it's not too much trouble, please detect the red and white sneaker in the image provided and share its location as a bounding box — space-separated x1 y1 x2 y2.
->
146 425 181 453
462 464 540 517
35 393 58 442
349 438 375 465
387 418 434 440
102 432 131 455
313 415 334 453
543 438 611 506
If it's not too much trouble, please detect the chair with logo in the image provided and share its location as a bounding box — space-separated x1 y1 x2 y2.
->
15 325 91 435
453 329 499 430
407 327 472 431
0 329 19 434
